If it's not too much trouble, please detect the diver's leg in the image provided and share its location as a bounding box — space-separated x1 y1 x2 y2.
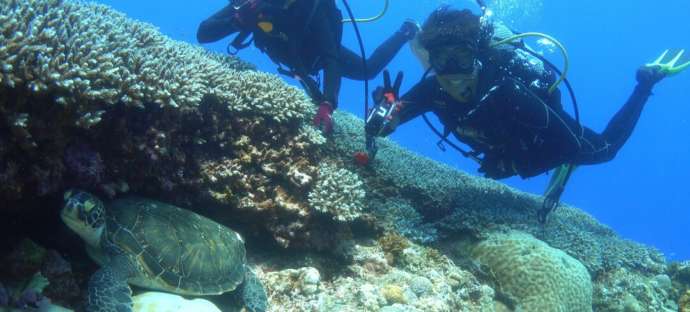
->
575 83 653 164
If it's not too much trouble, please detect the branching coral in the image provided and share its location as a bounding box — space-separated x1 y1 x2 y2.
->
0 0 312 123
308 163 366 222
0 0 329 248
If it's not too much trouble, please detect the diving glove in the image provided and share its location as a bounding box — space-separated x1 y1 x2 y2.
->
639 50 690 86
313 101 334 135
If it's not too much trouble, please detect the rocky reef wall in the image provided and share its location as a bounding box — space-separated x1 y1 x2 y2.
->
0 0 684 311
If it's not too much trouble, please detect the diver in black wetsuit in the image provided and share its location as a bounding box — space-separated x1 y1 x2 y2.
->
197 0 419 134
366 7 689 219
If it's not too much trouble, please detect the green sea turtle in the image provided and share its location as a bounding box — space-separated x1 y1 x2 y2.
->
60 190 267 312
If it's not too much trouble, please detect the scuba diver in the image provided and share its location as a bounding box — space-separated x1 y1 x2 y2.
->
197 0 419 134
364 6 690 221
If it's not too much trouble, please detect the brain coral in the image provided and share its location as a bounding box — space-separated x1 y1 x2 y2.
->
308 163 365 222
471 230 593 312
0 0 312 123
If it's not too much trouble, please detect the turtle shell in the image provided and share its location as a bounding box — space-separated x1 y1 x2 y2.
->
104 197 246 295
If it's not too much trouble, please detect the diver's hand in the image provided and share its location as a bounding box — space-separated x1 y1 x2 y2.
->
639 50 690 86
399 19 420 40
367 71 404 137
313 101 334 135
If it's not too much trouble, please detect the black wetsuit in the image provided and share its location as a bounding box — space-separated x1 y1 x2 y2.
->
197 0 410 107
385 47 656 179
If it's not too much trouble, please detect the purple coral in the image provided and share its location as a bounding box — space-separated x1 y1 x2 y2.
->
41 251 72 278
15 288 42 309
0 282 8 306
63 142 104 186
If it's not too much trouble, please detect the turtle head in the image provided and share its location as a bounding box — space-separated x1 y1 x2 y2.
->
61 189 106 248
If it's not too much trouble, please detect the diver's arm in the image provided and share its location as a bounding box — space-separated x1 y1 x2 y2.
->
197 4 241 44
380 77 439 136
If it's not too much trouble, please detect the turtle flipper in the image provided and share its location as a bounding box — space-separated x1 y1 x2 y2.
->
241 268 267 312
86 266 133 312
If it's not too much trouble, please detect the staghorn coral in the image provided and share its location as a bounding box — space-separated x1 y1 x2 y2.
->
469 230 593 311
308 163 366 222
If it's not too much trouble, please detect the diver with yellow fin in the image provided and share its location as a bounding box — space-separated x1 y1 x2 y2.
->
197 0 419 135
364 5 689 222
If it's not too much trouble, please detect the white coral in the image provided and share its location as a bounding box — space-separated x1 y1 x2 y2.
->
0 0 313 124
308 163 365 222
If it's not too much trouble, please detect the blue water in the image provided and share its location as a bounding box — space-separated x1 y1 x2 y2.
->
98 0 690 260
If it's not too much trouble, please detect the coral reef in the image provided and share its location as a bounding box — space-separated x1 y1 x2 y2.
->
0 239 82 310
0 0 683 311
680 290 690 312
670 261 690 286
468 230 593 311
0 0 334 248
308 163 366 222
593 268 677 312
63 142 105 187
0 0 313 201
262 238 495 312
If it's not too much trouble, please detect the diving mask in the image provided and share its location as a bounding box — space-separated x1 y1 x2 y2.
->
429 45 478 75
436 59 481 103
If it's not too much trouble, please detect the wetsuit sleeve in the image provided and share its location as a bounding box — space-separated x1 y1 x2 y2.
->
197 4 240 44
337 31 410 80
311 3 342 106
380 77 439 136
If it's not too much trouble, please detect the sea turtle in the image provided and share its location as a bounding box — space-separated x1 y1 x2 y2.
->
60 190 267 312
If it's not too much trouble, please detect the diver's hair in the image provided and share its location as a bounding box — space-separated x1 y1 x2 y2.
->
419 6 494 52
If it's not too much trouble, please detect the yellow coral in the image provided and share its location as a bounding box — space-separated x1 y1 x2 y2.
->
380 284 406 304
680 290 690 312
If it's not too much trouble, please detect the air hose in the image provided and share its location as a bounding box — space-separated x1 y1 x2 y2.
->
342 0 389 24
340 0 370 116
491 32 570 94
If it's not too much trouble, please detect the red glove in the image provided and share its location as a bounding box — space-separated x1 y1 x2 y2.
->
313 101 334 134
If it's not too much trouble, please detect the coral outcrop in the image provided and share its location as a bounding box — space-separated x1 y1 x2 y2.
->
593 268 677 312
469 230 593 311
262 238 495 312
0 0 332 248
680 290 690 312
